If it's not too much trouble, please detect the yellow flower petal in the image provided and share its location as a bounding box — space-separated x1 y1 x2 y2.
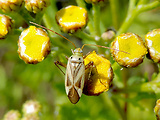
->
18 26 50 64
111 33 147 67
83 51 113 95
56 5 88 33
145 29 160 63
0 14 13 39
154 99 160 120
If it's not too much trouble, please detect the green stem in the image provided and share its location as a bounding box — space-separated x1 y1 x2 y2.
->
42 0 73 54
122 68 129 120
117 8 138 35
18 9 35 24
112 62 121 71
117 1 160 35
74 31 95 41
111 96 127 120
76 0 86 8
35 12 44 24
114 80 160 94
137 0 150 5
43 0 60 35
138 1 160 12
76 0 95 35
13 29 23 35
50 37 71 55
43 13 58 37
128 0 137 13
92 4 101 36
101 93 126 120
109 0 119 30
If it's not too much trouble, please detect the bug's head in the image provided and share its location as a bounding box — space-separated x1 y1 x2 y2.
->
72 48 83 54
70 48 83 63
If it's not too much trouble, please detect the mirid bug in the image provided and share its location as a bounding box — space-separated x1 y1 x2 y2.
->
29 22 128 104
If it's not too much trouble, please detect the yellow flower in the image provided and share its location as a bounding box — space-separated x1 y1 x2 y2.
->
111 33 147 67
22 100 41 115
0 0 24 13
25 0 50 14
3 110 21 120
55 5 88 33
154 99 160 120
0 14 14 39
83 51 113 95
18 26 50 64
145 29 160 63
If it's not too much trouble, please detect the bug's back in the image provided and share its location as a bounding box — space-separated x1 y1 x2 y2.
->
65 48 85 104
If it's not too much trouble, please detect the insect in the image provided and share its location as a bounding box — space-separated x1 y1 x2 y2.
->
30 22 128 104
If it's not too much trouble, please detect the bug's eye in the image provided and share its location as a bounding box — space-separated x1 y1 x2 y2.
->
71 57 73 59
79 58 81 60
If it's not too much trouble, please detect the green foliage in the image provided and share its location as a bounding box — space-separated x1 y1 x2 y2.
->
0 0 160 120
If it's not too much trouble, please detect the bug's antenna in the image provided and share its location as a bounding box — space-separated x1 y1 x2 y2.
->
29 21 76 49
81 44 130 54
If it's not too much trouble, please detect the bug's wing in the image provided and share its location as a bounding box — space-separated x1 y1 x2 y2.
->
74 63 85 98
65 61 85 104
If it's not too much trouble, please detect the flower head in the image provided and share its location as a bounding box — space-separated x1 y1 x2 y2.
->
83 51 113 95
154 99 160 120
3 110 21 120
22 100 41 115
55 5 88 33
101 29 116 42
18 26 51 64
25 0 50 14
0 0 24 13
0 14 14 39
111 33 147 67
145 29 160 63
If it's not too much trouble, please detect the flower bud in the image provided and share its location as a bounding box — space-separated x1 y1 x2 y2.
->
0 14 14 39
101 29 116 42
22 100 41 115
145 29 160 63
18 26 51 64
111 33 147 67
83 51 113 95
25 0 50 14
154 99 160 120
0 0 24 13
3 110 21 120
55 5 88 33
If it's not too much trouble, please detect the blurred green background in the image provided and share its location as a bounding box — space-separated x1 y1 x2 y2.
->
0 0 160 120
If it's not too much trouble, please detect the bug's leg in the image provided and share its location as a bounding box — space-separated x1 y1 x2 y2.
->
83 51 91 59
85 61 106 87
85 61 94 70
85 61 94 81
54 61 67 75
65 56 69 60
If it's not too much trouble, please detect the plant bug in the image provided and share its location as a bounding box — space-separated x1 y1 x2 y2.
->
29 21 129 104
